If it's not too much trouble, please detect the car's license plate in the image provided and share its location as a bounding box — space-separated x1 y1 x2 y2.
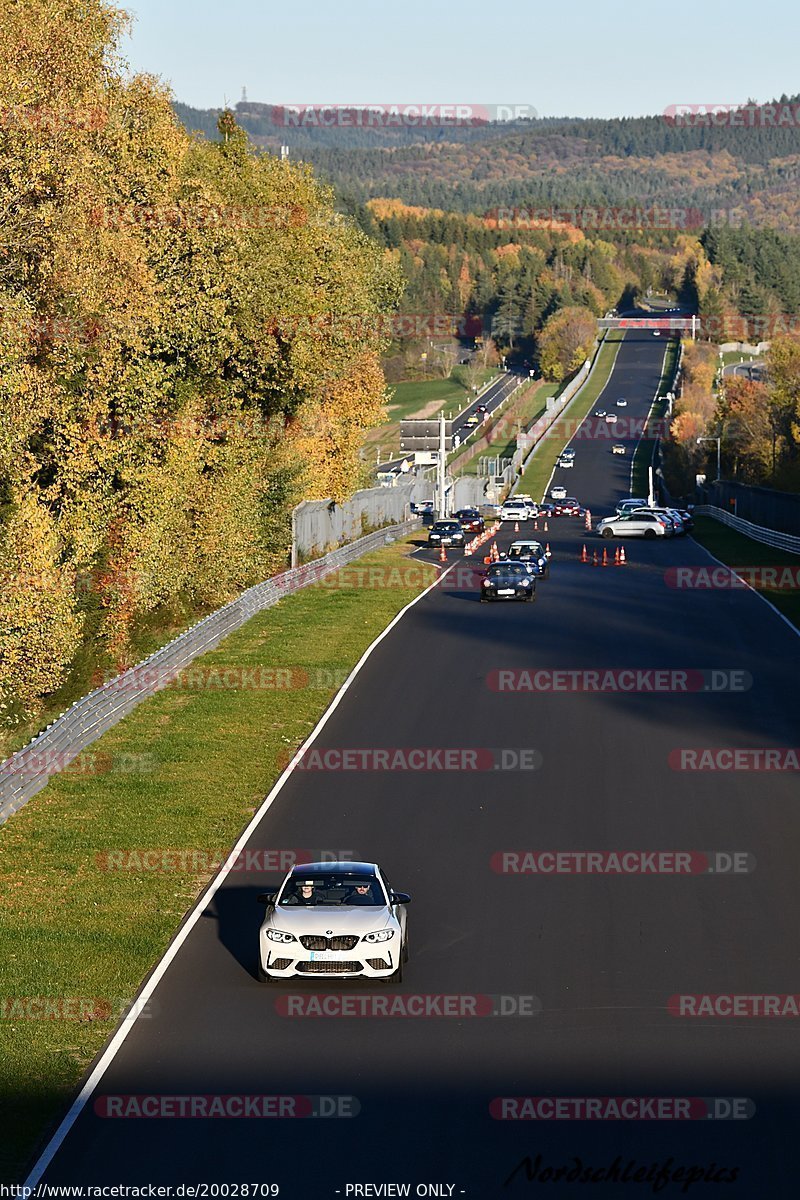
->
498 588 515 595
309 950 341 962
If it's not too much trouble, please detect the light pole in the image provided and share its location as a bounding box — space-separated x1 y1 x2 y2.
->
696 435 721 481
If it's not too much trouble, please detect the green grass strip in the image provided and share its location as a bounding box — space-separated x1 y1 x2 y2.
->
517 333 624 501
631 337 680 497
0 535 437 1181
690 515 800 632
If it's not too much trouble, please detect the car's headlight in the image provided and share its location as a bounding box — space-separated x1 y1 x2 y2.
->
520 578 532 587
265 929 297 943
362 929 395 943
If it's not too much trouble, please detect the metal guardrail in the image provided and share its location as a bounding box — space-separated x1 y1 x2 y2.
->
693 506 800 555
0 519 420 826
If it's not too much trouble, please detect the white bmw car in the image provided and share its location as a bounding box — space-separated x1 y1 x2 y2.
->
258 861 410 982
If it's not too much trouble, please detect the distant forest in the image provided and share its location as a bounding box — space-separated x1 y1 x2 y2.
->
175 98 800 229
173 101 800 360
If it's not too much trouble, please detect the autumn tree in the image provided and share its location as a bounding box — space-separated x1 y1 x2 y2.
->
537 306 597 381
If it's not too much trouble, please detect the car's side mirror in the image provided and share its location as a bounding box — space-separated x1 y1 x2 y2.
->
257 890 278 905
391 891 412 905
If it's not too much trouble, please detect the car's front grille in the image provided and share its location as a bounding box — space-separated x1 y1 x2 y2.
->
268 958 292 971
299 935 328 951
366 958 390 970
330 936 358 951
296 961 363 974
299 935 359 951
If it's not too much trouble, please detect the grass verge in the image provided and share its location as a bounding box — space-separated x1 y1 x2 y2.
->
458 381 557 475
0 534 437 1181
517 333 624 501
631 336 681 497
690 515 800 631
363 370 496 459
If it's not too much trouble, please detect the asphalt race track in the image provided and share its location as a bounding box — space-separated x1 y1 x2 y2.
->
31 332 800 1197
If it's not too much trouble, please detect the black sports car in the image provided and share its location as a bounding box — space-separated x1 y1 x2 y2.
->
428 520 466 547
479 562 537 602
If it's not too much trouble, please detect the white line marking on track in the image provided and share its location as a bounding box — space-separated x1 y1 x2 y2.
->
24 563 454 1187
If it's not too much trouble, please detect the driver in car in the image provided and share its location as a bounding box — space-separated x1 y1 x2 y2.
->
345 882 375 904
285 880 319 906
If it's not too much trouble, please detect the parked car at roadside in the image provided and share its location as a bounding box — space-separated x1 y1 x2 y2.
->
596 512 668 539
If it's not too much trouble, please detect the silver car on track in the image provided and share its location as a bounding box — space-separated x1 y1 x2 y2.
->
258 861 410 983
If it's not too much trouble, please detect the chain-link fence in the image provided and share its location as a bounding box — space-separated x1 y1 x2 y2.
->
0 519 419 827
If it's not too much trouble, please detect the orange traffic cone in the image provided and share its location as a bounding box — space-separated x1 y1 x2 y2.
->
584 512 591 530
602 548 609 567
514 521 520 532
534 519 539 531
580 544 588 563
439 544 447 562
545 543 551 556
464 540 470 556
543 521 549 532
592 550 599 566
619 546 627 565
614 546 620 565
492 543 499 562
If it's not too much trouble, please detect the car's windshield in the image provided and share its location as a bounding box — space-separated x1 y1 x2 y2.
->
488 565 527 578
432 522 459 531
279 874 388 906
509 545 542 559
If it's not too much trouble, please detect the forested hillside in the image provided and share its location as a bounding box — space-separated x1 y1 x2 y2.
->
175 99 800 231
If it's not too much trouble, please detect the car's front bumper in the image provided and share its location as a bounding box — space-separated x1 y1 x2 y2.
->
262 945 400 980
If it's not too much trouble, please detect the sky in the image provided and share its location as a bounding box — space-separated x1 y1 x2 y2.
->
119 0 800 120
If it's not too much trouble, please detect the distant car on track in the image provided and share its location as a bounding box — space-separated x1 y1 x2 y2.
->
615 498 648 516
553 497 581 517
258 861 410 982
509 494 539 518
428 520 465 547
454 508 485 534
508 540 551 578
500 501 530 522
612 444 626 455
480 562 536 602
551 485 568 501
616 399 627 407
595 410 607 418
605 413 618 423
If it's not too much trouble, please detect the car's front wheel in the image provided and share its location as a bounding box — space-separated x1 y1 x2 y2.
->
601 527 614 539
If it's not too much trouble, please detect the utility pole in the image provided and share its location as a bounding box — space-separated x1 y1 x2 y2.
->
437 412 447 517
